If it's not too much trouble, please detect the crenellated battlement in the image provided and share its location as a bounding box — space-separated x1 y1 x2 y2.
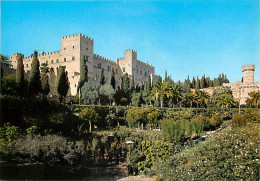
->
137 59 153 68
125 49 137 54
242 64 255 72
94 54 116 65
61 33 93 42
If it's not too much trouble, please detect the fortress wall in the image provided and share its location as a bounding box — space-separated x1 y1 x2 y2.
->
93 54 122 88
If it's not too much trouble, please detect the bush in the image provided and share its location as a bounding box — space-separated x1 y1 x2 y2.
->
12 134 85 164
0 122 21 143
232 114 246 127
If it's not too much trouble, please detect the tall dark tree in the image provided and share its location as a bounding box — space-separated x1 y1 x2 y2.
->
78 56 88 91
195 76 200 92
29 50 41 95
165 70 168 81
186 76 191 93
56 66 70 102
200 75 206 89
99 68 105 87
191 76 196 89
16 54 24 96
130 75 135 92
40 63 50 97
145 76 152 95
109 67 116 89
122 73 130 93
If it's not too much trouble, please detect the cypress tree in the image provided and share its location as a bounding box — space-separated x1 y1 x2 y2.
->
186 76 191 93
145 76 152 95
165 70 168 81
192 76 196 89
78 56 88 91
16 54 24 96
200 75 206 89
122 73 130 93
29 50 41 95
99 68 105 87
130 75 135 92
195 76 200 91
109 67 116 89
56 66 70 102
40 63 50 97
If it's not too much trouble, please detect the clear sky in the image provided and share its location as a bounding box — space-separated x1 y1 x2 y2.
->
1 0 259 83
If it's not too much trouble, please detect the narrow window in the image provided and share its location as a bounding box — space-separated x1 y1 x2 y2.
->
86 47 88 51
84 55 88 62
56 59 59 63
123 68 125 72
64 47 66 50
64 58 66 62
75 84 77 87
108 66 110 71
72 56 75 61
98 63 101 69
73 46 74 49
26 64 28 67
51 60 54 64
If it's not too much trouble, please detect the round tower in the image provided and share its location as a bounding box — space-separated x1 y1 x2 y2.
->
242 64 255 84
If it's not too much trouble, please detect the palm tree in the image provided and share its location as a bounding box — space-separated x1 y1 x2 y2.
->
247 91 260 108
195 90 210 107
151 81 173 108
182 92 197 108
217 93 235 108
171 84 183 106
0 54 10 67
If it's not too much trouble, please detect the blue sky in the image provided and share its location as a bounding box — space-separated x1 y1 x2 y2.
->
1 0 259 83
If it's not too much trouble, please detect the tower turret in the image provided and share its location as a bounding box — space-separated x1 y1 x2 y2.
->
242 64 255 84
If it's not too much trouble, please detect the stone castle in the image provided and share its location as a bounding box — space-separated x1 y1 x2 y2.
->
223 64 259 105
10 33 158 95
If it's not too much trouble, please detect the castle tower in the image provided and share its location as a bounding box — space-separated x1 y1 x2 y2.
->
242 64 255 84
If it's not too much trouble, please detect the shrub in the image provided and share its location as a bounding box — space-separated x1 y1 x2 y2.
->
232 114 246 127
0 122 21 143
12 134 85 164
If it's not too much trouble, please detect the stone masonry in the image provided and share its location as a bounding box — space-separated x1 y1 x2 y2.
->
10 33 158 96
223 64 259 105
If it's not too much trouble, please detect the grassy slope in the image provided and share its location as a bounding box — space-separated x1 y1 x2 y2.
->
156 122 260 180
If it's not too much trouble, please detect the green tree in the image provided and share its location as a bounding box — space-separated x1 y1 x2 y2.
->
195 76 200 91
78 56 88 91
122 73 130 94
130 75 135 93
246 91 260 108
40 63 50 97
145 76 152 95
131 92 143 107
0 54 10 67
99 84 116 105
79 107 98 133
109 67 116 89
29 51 41 95
81 82 99 104
182 92 197 108
211 87 234 107
171 84 183 106
217 93 235 108
195 90 210 107
200 75 206 89
56 66 70 102
16 54 24 96
99 68 105 87
151 81 173 108
191 76 196 89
